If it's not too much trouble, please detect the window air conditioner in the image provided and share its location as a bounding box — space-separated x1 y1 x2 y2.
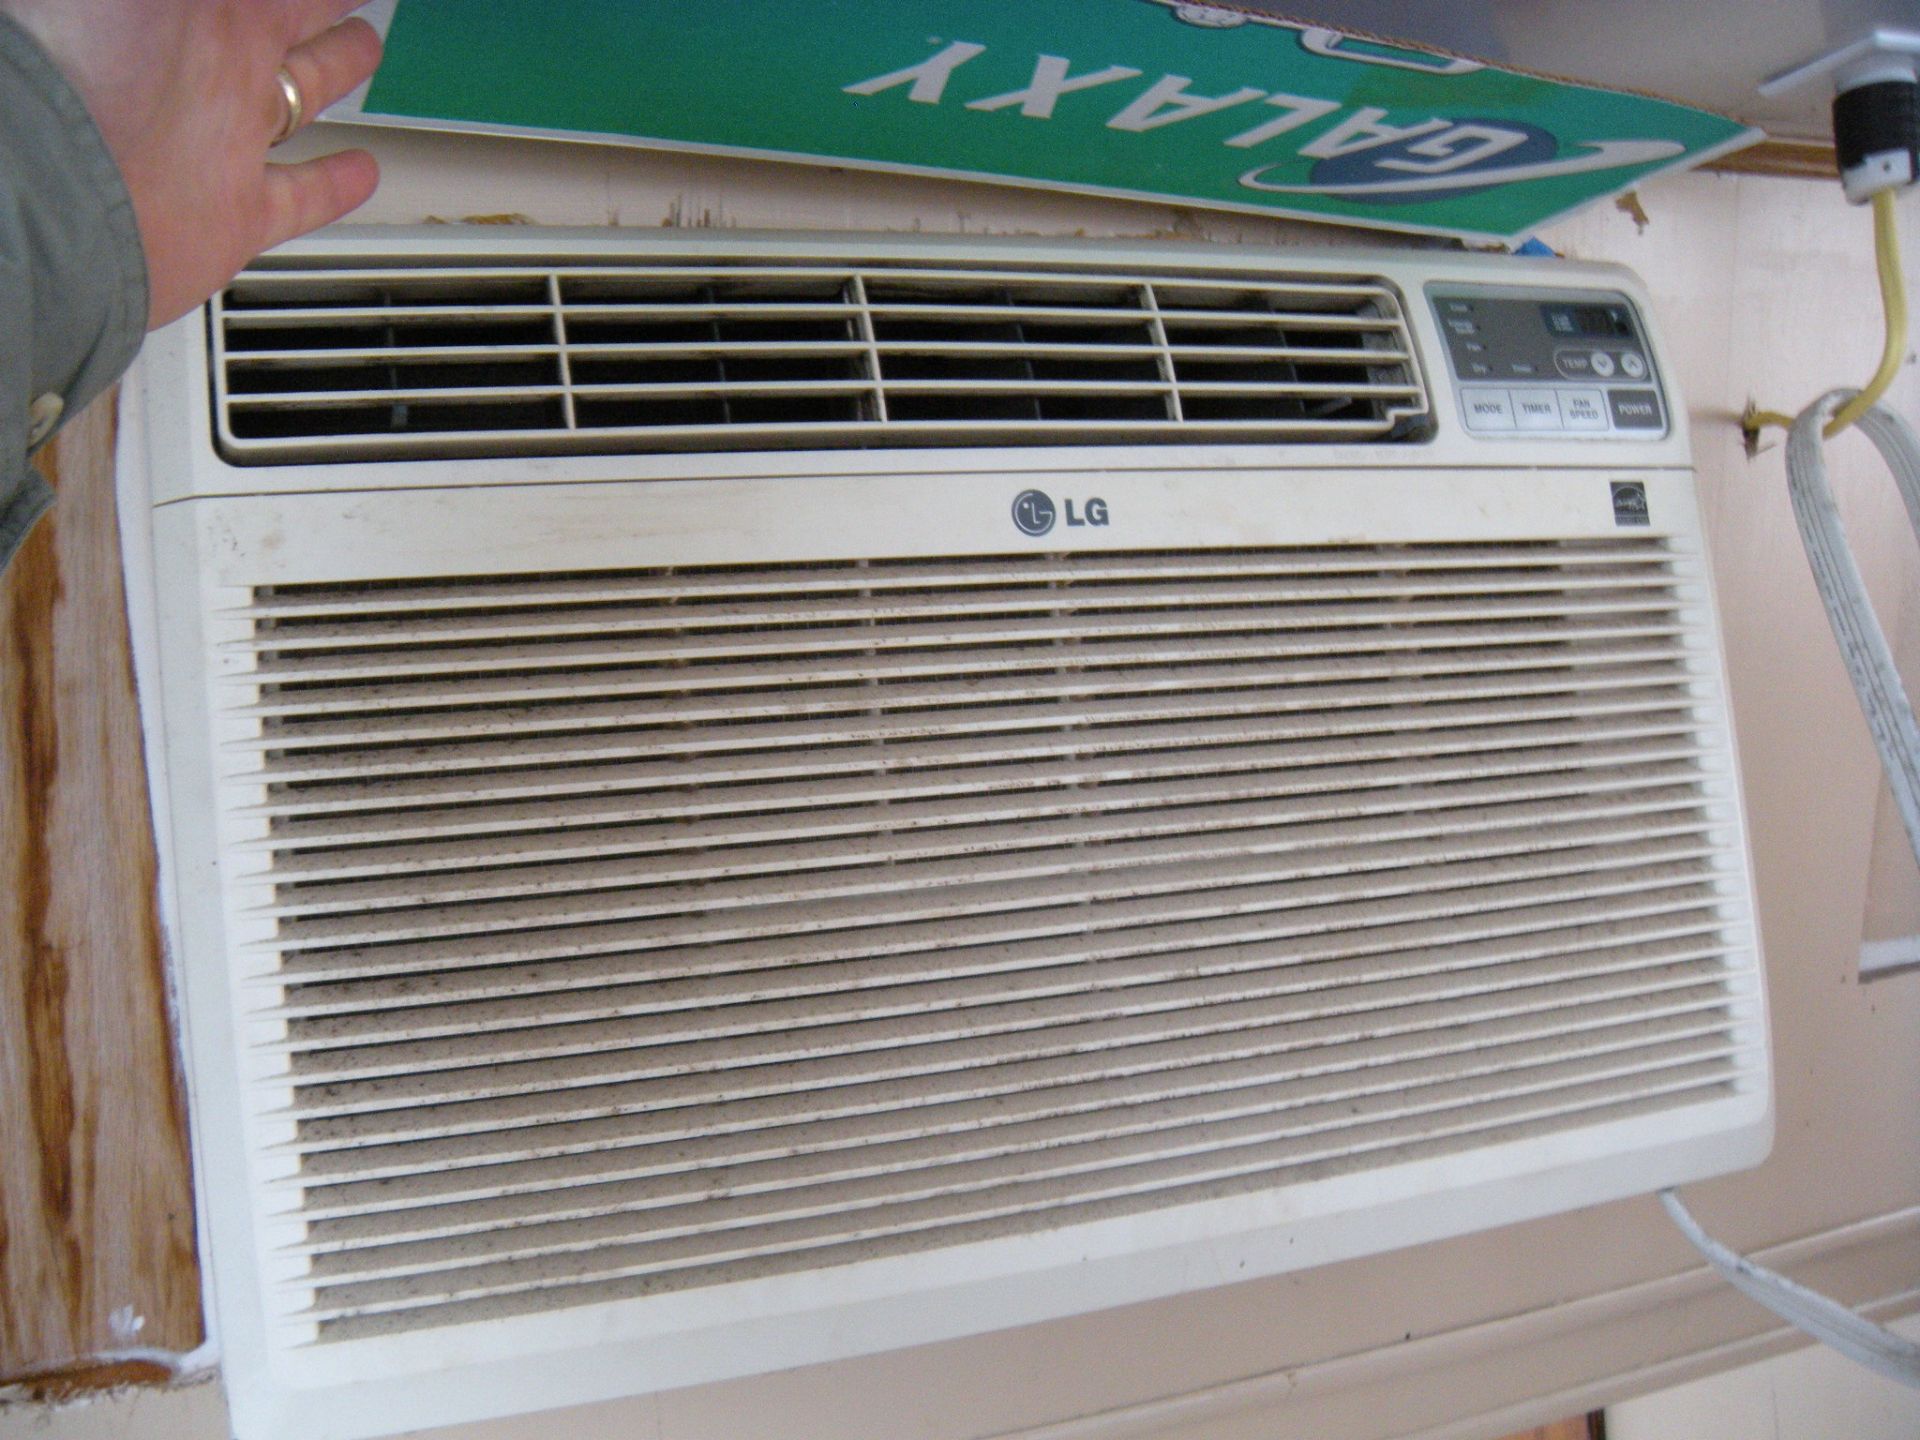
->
120 228 1771 1440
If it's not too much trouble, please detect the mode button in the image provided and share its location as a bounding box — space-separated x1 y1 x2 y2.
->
1460 386 1516 431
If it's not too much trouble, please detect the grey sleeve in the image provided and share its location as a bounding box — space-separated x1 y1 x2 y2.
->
0 14 148 570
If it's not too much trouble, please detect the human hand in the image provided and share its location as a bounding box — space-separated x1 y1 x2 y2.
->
0 0 383 328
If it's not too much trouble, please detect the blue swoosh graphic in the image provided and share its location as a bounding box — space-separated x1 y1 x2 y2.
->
1239 139 1685 196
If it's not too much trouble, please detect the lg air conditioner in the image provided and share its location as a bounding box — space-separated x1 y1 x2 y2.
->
119 228 1771 1440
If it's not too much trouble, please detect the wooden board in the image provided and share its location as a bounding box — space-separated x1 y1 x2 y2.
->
0 392 204 1386
1700 139 1837 180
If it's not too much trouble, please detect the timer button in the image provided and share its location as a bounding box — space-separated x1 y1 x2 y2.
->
1513 390 1564 430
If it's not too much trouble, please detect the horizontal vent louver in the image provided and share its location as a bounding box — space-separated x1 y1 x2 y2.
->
212 259 1430 461
224 542 1756 1345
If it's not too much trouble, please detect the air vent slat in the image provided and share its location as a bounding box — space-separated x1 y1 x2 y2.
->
269 857 1724 993
216 256 1429 460
248 673 1696 786
253 698 1704 817
287 968 1732 1124
266 761 1713 871
221 303 556 326
241 593 1688 686
296 1038 1739 1271
221 262 1398 296
264 759 1707 881
286 907 1729 1178
284 936 1743 1082
235 570 1681 651
240 621 1691 720
295 1027 1739 1233
282 958 1738 1109
235 544 1676 618
243 640 1689 751
304 1071 1738 1339
221 543 1758 1343
287 1007 1736 1220
280 908 1722 1036
267 820 1723 954
227 344 565 367
264 740 1713 843
265 784 1714 918
227 378 1432 410
224 339 1416 378
304 1086 1741 1343
264 807 1721 953
286 954 1733 1155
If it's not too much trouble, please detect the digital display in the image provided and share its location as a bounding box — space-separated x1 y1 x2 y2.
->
1541 304 1634 339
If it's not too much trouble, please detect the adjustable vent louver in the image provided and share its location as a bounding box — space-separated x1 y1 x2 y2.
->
229 542 1757 1343
212 258 1430 462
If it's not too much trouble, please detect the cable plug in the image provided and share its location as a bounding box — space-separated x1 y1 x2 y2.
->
1835 68 1919 203
1762 31 1920 202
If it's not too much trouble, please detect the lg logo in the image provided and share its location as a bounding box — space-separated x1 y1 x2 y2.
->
1011 489 1110 537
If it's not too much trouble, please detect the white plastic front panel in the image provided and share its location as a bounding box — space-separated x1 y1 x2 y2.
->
118 235 1764 1440
125 461 1768 1440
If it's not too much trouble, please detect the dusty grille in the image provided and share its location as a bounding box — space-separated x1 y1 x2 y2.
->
211 257 1430 461
220 542 1756 1342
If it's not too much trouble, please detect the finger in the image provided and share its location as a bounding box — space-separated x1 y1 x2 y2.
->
289 0 381 47
277 17 384 138
260 148 381 252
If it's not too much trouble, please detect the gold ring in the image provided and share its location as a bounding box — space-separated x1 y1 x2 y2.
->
271 66 305 146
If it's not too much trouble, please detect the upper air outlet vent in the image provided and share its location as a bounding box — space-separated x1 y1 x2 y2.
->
212 255 1431 462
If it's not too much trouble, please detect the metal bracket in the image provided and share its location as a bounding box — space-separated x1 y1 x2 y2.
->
1760 27 1920 98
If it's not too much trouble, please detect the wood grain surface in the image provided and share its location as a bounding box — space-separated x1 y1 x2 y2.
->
0 392 203 1383
1700 139 1837 181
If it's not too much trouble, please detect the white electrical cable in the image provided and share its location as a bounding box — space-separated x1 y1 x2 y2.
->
1658 389 1920 1391
1660 1191 1920 1386
1785 389 1920 857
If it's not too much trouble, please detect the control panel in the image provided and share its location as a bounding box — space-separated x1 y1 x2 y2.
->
1426 284 1666 439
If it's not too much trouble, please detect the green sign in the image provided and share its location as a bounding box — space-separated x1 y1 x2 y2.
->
349 0 1757 243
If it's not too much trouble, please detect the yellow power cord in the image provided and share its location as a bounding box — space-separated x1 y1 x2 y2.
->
1743 187 1907 447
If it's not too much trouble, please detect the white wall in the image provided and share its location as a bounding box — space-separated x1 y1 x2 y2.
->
5 130 1919 1440
1608 1313 1920 1439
